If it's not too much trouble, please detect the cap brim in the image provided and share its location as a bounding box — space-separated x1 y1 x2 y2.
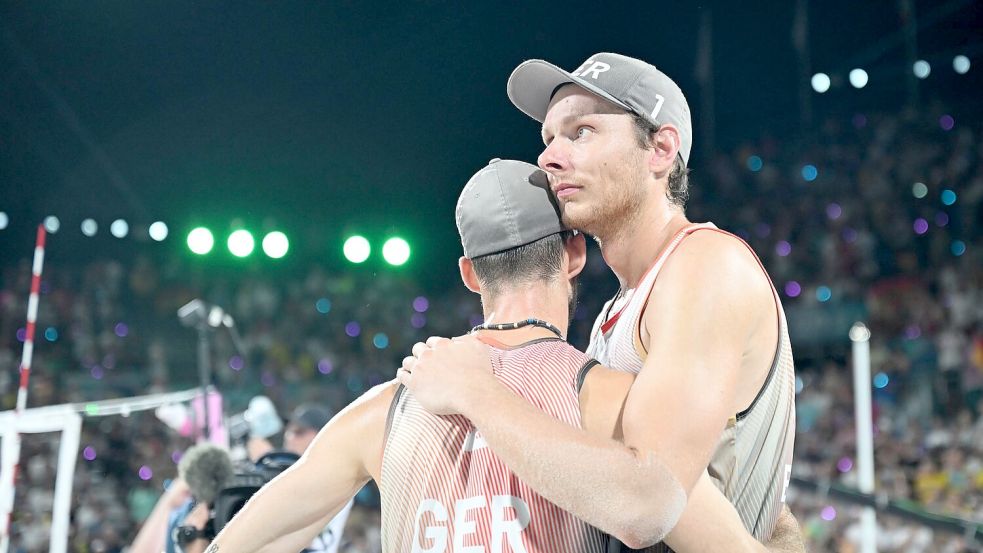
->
507 59 633 123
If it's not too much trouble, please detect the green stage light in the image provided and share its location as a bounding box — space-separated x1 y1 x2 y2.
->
382 237 410 266
187 227 214 254
262 231 289 259
228 229 255 257
343 235 370 263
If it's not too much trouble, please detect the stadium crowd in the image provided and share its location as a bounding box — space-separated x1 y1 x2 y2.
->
1 105 980 552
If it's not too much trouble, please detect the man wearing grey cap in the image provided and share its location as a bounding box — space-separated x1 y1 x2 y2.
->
202 159 767 553
401 53 802 552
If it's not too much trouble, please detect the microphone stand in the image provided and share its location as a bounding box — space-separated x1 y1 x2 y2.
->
179 299 248 442
195 315 213 440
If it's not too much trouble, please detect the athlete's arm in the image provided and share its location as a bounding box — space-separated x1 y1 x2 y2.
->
581 367 790 553
624 232 805 552
203 381 395 553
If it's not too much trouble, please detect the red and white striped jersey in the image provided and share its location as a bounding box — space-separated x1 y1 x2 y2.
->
380 337 609 553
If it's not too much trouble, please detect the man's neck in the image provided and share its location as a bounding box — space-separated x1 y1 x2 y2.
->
599 203 691 289
478 284 569 346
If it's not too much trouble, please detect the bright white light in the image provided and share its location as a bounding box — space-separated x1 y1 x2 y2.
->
913 60 931 79
953 55 970 74
262 231 289 259
148 221 169 242
811 73 831 93
43 216 61 233
81 218 98 236
849 68 868 89
110 219 129 238
227 229 255 257
0 212 8 230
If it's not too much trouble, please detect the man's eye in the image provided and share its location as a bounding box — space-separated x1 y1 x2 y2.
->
575 127 593 139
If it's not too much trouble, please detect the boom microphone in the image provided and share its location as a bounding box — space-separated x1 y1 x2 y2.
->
178 443 234 505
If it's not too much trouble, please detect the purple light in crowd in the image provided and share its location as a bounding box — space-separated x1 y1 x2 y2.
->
837 457 853 473
40 281 52 294
469 314 484 328
935 212 949 227
754 223 771 238
412 296 429 313
228 355 244 371
90 366 104 380
15 328 25 342
317 358 333 375
852 113 867 129
171 451 183 464
411 313 426 329
345 322 361 337
842 227 858 243
784 281 802 298
82 447 97 461
939 114 955 131
905 324 922 340
826 203 842 220
913 218 929 235
261 371 276 387
114 323 129 337
820 506 836 521
775 241 792 257
138 466 153 481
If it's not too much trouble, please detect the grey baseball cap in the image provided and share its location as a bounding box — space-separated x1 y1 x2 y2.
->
456 159 568 259
507 52 693 165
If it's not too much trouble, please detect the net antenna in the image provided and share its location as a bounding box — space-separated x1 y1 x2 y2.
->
0 225 46 553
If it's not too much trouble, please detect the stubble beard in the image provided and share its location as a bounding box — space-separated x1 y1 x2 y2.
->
561 157 648 246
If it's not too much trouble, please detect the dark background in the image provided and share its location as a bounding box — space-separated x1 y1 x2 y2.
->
1 0 980 285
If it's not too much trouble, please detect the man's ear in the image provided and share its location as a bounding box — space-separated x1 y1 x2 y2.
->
564 232 587 279
459 256 481 293
646 123 681 177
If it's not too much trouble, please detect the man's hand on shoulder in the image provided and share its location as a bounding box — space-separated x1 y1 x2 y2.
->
397 334 495 415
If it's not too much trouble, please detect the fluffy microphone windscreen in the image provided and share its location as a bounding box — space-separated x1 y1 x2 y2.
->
178 443 234 504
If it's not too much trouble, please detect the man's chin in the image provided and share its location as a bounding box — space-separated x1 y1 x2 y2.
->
561 209 594 235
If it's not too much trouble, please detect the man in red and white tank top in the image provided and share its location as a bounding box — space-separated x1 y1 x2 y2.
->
206 160 780 553
402 54 804 552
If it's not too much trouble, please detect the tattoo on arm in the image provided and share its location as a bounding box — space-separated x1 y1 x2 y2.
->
204 544 219 553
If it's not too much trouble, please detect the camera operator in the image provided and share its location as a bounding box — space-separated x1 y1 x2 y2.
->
177 404 353 553
167 443 235 553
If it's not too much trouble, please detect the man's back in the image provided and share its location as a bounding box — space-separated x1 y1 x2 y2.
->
381 337 607 553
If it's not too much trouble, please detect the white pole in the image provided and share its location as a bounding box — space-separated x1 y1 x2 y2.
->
850 322 877 553
49 412 81 553
0 427 16 553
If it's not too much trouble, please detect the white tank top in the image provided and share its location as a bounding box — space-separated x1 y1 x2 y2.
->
586 223 796 552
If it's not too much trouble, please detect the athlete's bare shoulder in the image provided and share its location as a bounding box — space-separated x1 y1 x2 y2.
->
659 228 772 302
357 378 400 407
311 379 399 482
330 378 399 425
